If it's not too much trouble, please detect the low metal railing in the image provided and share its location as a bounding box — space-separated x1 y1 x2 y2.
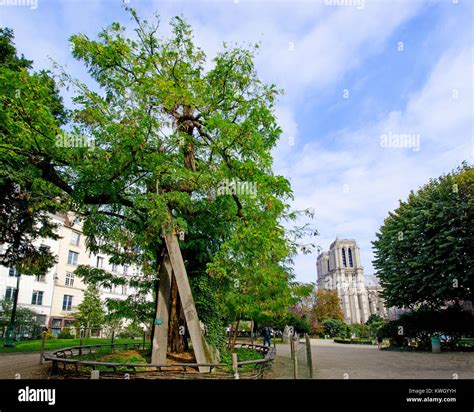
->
43 341 275 379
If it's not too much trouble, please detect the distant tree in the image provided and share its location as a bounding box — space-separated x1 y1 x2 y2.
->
270 311 310 334
0 298 39 326
74 286 105 337
372 163 473 309
313 290 344 323
321 319 347 338
366 314 383 325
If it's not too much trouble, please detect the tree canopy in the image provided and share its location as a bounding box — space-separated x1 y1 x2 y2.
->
372 163 473 309
0 10 315 352
0 28 65 276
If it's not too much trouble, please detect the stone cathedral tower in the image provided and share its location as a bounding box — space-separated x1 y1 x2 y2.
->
317 238 385 324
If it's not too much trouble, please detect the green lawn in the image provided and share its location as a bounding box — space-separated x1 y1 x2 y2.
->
221 347 265 372
0 338 143 353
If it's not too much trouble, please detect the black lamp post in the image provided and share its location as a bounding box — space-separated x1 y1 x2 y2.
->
4 271 20 347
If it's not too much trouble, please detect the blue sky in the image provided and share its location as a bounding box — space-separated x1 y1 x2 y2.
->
1 0 472 285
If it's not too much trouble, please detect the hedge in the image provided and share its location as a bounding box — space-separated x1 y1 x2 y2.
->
333 338 373 345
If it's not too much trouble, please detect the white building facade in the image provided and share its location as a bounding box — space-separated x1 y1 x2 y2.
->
0 212 142 335
317 238 387 324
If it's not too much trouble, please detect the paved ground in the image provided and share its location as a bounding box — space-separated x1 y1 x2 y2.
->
0 352 50 379
268 339 474 379
1 339 473 380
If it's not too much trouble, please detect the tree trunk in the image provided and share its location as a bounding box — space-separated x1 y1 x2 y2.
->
150 248 164 351
149 277 159 350
230 318 240 352
167 274 188 353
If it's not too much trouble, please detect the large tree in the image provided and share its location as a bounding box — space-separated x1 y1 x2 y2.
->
0 28 65 276
0 10 314 356
372 163 473 309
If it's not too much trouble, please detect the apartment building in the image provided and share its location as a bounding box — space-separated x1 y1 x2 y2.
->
0 212 142 335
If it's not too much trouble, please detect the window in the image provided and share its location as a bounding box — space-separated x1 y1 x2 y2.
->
123 265 129 275
8 267 17 277
5 287 16 300
342 248 347 267
31 291 43 305
62 295 73 311
96 256 104 268
65 272 75 287
121 285 127 295
348 248 353 267
111 263 117 273
67 251 78 265
70 231 81 246
36 314 47 325
51 318 62 328
35 274 46 282
327 260 330 272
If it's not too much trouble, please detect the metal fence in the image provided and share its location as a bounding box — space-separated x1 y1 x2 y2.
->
42 342 276 380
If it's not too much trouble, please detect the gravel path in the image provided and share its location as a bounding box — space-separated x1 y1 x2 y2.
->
2 340 472 380
269 339 474 379
0 352 50 379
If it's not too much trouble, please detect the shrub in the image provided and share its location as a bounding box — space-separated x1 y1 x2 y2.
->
44 329 54 340
351 324 370 338
334 338 373 345
57 327 74 339
368 320 387 339
322 319 346 338
350 338 373 345
117 323 144 339
366 314 384 325
378 306 474 349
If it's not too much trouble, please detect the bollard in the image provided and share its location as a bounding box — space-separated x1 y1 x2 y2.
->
232 353 239 379
39 332 46 365
305 333 313 379
91 370 100 380
290 336 298 379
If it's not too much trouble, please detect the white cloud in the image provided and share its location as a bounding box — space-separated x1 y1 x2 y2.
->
287 44 473 284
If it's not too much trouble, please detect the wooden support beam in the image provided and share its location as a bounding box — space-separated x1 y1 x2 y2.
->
151 251 172 365
164 233 214 373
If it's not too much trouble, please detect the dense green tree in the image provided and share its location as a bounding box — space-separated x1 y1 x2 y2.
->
0 10 315 356
372 164 473 309
0 28 65 276
321 319 348 338
74 286 106 337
